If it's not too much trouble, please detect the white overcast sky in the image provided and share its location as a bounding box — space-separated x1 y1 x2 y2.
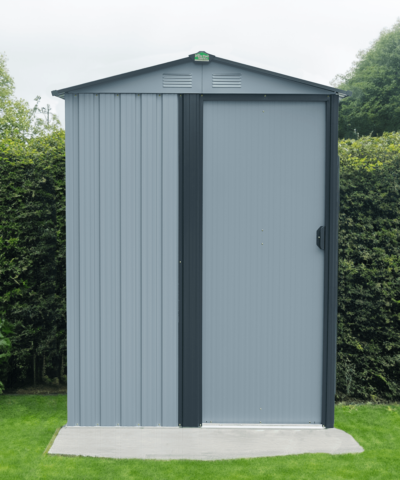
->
1 0 399 127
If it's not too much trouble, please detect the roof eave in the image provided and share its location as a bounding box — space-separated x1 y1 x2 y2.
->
214 56 351 97
51 56 192 99
52 54 352 100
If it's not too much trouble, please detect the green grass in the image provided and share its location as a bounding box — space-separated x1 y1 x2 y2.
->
1 396 400 479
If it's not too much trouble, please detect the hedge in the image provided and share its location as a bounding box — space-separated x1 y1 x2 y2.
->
337 132 400 400
1 129 400 400
0 130 66 387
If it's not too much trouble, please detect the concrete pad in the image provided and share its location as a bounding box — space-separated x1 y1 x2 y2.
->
49 426 363 460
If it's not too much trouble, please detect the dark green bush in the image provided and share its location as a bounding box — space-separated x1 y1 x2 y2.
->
0 131 66 388
337 132 400 400
0 317 12 393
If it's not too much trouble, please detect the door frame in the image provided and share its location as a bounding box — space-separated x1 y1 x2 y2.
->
178 94 339 428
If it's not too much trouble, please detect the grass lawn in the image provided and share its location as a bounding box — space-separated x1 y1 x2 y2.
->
0 395 400 479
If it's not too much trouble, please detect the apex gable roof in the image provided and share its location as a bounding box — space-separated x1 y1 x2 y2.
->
52 52 350 99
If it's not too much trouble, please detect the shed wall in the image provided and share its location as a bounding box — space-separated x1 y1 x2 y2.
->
65 93 179 426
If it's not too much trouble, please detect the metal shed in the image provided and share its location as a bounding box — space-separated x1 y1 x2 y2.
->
53 52 349 429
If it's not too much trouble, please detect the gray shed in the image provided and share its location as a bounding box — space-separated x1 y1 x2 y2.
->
53 52 348 429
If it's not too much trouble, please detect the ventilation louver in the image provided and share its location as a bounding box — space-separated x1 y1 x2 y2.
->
163 74 192 88
212 74 242 88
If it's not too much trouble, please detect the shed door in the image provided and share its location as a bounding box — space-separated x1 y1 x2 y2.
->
202 100 326 424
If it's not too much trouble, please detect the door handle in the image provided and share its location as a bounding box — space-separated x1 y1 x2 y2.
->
316 226 325 250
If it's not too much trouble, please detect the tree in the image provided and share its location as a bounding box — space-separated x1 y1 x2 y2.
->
0 53 34 140
334 20 400 138
0 53 66 389
0 53 14 100
0 53 60 141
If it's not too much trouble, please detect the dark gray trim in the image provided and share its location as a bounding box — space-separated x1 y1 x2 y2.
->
324 95 340 428
181 94 203 427
321 95 339 428
321 99 331 427
52 56 351 99
178 94 183 427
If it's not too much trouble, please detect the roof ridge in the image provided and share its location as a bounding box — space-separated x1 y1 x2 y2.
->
52 54 351 99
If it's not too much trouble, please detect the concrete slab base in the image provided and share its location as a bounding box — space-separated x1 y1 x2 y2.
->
49 426 364 460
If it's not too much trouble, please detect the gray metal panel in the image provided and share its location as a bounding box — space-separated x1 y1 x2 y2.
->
66 94 80 426
69 63 201 95
99 94 121 426
79 94 101 426
156 95 163 425
120 94 142 426
161 94 179 426
202 62 329 95
202 100 326 424
141 94 162 426
65 61 334 96
54 55 350 98
66 93 179 427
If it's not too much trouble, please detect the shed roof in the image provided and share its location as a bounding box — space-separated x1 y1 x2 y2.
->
52 52 350 99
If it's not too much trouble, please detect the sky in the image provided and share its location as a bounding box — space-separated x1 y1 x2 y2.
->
1 0 399 127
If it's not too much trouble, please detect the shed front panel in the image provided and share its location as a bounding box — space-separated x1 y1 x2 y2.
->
66 93 179 427
202 100 326 424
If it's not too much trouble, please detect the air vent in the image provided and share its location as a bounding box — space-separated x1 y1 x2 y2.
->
212 74 241 88
163 74 192 88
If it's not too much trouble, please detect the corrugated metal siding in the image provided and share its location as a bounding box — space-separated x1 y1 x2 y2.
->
202 100 326 424
79 94 100 426
161 95 179 424
141 94 162 426
65 93 179 427
120 93 142 426
99 94 121 426
66 94 80 426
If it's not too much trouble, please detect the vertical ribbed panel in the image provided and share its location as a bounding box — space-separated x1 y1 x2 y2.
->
202 100 326 424
141 94 162 426
66 93 179 426
79 94 100 426
66 94 80 426
100 94 121 426
161 95 179 426
120 94 142 426
156 95 162 426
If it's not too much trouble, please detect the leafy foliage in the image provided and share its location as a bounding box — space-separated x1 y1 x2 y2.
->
0 52 60 141
337 132 400 400
0 130 66 387
0 318 12 393
0 53 14 100
0 53 65 389
334 20 400 139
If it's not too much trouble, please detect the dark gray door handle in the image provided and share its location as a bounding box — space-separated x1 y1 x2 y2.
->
316 226 325 250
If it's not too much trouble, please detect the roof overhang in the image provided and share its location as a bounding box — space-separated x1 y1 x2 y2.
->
52 53 351 100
